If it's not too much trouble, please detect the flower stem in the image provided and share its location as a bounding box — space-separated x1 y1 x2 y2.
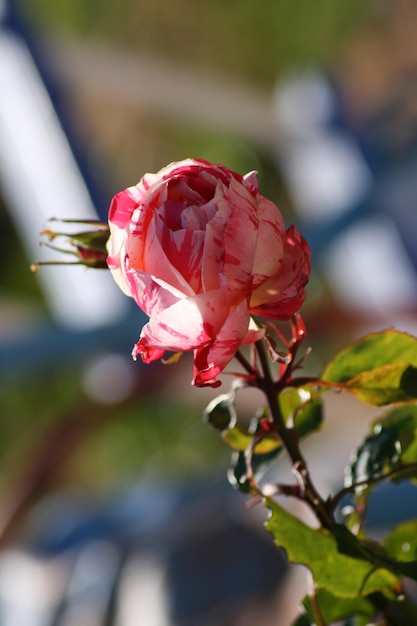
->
255 339 333 528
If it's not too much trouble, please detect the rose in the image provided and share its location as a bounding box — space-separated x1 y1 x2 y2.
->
107 158 310 387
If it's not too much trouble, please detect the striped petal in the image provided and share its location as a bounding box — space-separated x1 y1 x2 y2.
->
108 186 140 230
250 226 310 319
138 213 196 297
135 290 229 355
251 196 286 289
201 187 232 292
193 299 251 387
160 227 205 293
221 179 259 303
125 271 184 318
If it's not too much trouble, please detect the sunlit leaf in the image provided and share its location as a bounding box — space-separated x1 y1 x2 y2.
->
322 330 417 406
344 365 417 406
223 426 280 453
384 520 417 563
265 498 399 598
323 330 417 382
280 387 323 438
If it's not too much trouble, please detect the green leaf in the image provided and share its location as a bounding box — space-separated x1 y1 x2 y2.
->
334 527 417 582
344 365 417 406
222 426 280 453
322 330 417 406
384 520 417 563
323 330 417 382
346 405 417 488
265 498 399 598
368 591 417 625
280 388 323 439
203 393 236 431
302 588 374 624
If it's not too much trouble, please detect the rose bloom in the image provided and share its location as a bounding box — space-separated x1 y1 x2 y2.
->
107 159 310 387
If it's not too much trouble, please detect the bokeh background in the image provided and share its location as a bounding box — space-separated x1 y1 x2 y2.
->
1 0 417 624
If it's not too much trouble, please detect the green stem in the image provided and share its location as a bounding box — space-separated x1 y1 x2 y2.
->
255 339 333 528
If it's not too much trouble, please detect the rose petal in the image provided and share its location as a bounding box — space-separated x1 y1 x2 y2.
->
193 299 251 387
242 170 259 193
137 290 229 353
107 188 141 293
123 204 152 271
251 196 286 289
138 213 196 297
132 343 165 363
250 226 310 319
107 257 132 297
242 316 265 345
125 271 184 318
221 179 259 303
161 228 205 293
201 187 233 292
108 187 140 230
181 197 218 230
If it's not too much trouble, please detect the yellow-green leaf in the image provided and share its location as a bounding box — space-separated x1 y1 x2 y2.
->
265 498 399 598
322 330 417 406
384 520 417 564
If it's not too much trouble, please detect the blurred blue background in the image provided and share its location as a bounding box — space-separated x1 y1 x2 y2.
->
1 0 417 623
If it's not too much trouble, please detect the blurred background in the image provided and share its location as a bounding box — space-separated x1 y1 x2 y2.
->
1 0 417 623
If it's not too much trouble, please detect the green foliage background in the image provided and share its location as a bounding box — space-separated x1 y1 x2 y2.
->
25 0 367 85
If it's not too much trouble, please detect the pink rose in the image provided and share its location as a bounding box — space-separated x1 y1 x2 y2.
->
107 159 310 387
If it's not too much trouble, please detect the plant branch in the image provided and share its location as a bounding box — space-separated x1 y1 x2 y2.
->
254 339 333 528
234 349 258 379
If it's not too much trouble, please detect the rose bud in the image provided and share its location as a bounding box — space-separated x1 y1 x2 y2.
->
32 219 110 271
